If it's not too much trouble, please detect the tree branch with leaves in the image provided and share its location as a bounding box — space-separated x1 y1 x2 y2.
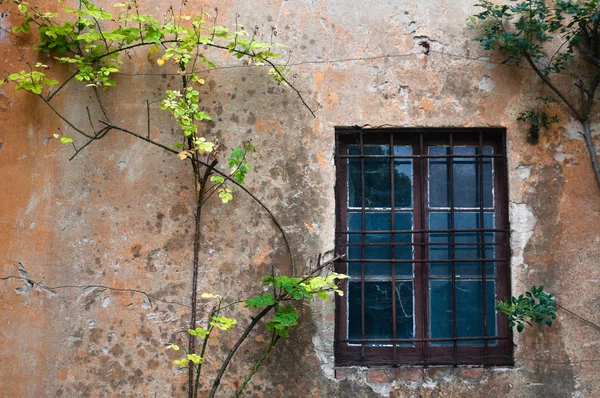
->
469 0 600 190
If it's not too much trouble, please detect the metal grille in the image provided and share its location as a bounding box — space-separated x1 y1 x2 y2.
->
334 128 513 366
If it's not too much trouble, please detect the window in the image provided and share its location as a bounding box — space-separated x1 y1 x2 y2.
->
334 128 512 366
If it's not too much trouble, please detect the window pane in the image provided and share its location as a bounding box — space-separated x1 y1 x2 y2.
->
429 147 450 208
428 146 493 208
348 145 391 207
428 212 495 277
347 212 413 277
395 281 415 344
394 146 413 208
429 280 497 346
348 281 414 343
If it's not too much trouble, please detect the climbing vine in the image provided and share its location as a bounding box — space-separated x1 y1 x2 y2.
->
1 1 339 397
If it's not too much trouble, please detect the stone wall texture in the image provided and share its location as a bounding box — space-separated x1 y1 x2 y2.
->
1 0 599 397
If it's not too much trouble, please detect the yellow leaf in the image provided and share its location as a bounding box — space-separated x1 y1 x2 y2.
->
53 134 59 139
156 58 165 67
201 292 221 299
147 44 160 59
177 151 188 160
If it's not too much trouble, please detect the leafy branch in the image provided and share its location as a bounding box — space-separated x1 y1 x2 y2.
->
469 0 600 190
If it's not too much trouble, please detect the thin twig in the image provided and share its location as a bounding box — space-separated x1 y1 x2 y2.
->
524 52 585 121
97 121 295 273
47 72 78 102
68 127 111 161
0 274 190 309
234 334 280 397
208 304 275 398
146 99 151 138
93 87 111 123
557 304 600 331
40 96 94 139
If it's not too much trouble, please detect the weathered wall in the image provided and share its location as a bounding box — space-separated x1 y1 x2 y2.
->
1 0 599 397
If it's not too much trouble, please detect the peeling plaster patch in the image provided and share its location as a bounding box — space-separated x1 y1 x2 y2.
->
509 203 537 269
555 145 575 163
29 221 36 230
398 85 410 109
412 36 444 54
68 335 81 343
14 263 33 295
24 194 39 215
564 120 586 140
516 165 532 180
311 331 336 380
88 319 99 330
102 296 111 308
365 380 394 396
478 75 495 92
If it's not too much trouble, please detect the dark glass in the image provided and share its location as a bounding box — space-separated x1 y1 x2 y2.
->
428 212 495 277
429 280 497 346
348 145 413 208
349 145 391 207
348 281 414 343
347 212 413 277
394 146 413 208
429 146 493 208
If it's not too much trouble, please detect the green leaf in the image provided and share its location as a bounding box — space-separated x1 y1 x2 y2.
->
210 175 225 184
244 293 275 308
60 137 73 144
210 316 237 330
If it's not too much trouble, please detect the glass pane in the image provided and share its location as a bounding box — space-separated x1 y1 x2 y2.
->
348 281 414 344
428 212 495 277
429 147 450 208
395 281 414 344
394 146 413 208
348 145 391 207
428 146 493 208
348 212 413 277
429 280 497 346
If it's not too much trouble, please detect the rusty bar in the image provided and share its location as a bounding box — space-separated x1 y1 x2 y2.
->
390 134 397 360
339 154 504 159
449 133 458 365
479 131 489 364
360 131 366 358
420 132 429 363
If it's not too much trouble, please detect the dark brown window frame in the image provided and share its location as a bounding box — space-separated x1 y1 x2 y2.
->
334 127 513 366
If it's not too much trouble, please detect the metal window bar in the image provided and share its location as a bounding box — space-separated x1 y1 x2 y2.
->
389 134 398 360
448 133 458 365
344 258 507 263
341 336 509 343
359 131 366 358
419 133 429 363
345 241 506 247
339 154 504 159
339 228 508 234
479 131 489 364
